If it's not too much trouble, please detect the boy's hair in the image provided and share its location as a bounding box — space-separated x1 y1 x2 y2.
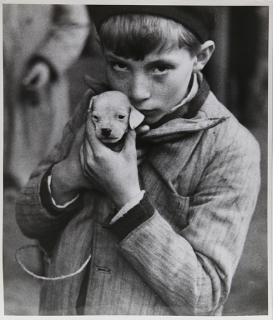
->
99 14 201 60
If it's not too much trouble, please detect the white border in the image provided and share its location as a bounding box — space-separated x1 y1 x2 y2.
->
0 0 271 4
0 1 272 320
0 0 3 319
268 2 273 318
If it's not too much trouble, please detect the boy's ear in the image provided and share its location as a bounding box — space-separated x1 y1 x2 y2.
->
193 40 215 73
129 106 145 129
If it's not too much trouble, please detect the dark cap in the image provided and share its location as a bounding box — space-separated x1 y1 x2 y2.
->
89 5 215 42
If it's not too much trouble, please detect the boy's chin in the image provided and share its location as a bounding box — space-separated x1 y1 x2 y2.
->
143 114 164 125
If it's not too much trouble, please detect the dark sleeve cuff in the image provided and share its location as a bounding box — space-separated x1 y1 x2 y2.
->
40 166 83 216
108 194 155 241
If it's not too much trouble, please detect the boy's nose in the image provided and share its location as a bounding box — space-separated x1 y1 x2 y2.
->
129 74 151 105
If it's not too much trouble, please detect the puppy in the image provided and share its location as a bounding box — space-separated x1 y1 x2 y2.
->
87 91 144 151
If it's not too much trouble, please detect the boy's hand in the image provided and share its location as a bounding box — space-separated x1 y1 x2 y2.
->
51 125 93 204
81 121 141 209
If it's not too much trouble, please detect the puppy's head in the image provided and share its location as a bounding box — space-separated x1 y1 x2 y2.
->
87 91 144 145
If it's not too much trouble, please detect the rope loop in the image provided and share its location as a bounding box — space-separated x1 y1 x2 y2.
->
15 244 91 281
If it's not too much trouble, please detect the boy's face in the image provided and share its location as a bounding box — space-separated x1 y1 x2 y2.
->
104 47 196 124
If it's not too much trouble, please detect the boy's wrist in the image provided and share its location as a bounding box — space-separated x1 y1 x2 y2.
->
112 186 142 210
40 166 84 216
51 162 81 204
110 190 145 224
47 175 80 208
108 193 155 241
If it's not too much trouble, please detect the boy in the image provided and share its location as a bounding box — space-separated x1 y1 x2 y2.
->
16 5 260 316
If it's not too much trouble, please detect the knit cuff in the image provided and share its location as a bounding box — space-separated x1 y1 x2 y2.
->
108 193 155 241
40 166 83 216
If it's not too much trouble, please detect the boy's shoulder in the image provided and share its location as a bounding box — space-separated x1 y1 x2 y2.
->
200 91 234 119
202 91 260 157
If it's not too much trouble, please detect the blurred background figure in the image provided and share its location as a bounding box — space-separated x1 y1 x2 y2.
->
3 4 89 314
3 4 89 190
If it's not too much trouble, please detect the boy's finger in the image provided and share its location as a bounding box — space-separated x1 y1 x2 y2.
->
136 124 150 136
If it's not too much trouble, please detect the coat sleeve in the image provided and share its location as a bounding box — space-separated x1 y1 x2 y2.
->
33 5 89 78
15 89 94 240
109 122 261 315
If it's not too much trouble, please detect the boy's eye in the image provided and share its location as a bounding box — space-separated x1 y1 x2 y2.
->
110 61 128 72
150 63 174 75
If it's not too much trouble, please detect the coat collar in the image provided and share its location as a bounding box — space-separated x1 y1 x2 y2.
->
138 78 228 145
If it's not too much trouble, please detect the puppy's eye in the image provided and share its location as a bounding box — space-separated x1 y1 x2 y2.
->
92 115 99 122
118 114 126 120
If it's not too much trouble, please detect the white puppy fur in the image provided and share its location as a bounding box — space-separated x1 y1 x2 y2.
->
87 91 144 151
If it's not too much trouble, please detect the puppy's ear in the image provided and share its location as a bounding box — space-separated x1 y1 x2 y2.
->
129 106 145 129
87 96 96 113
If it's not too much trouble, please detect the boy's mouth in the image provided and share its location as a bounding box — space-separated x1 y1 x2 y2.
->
139 109 156 116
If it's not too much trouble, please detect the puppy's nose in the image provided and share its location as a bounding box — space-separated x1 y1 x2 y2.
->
101 128 112 137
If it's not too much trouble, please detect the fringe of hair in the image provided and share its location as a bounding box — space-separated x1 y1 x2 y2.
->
99 14 201 60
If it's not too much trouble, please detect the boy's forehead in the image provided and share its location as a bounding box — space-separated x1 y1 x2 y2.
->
104 47 191 63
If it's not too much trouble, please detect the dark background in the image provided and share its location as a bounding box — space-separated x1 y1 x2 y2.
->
3 5 269 315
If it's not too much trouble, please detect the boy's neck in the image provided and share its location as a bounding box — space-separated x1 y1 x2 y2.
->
170 72 200 113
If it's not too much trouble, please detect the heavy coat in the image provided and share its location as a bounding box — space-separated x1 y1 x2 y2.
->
16 81 260 315
3 4 89 186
